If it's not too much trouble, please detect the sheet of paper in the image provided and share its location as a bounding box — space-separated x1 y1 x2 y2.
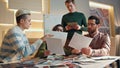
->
46 31 67 46
69 32 93 50
46 38 65 55
46 31 67 39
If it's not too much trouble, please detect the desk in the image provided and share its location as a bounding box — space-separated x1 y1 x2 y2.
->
35 56 120 68
0 56 120 68
79 56 120 68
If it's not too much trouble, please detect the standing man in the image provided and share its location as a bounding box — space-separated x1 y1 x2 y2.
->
72 16 111 56
0 9 52 62
61 0 87 55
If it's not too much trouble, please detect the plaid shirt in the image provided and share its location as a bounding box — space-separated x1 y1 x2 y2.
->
0 26 42 62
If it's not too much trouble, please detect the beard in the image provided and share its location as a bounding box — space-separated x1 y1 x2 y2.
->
88 29 96 34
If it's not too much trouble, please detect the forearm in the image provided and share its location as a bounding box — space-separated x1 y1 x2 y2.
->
91 48 110 56
31 39 43 51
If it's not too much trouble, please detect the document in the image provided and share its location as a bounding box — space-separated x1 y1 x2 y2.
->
46 38 65 55
69 32 93 50
46 31 67 55
47 31 67 44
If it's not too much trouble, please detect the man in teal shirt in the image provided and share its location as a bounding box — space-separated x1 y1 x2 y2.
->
61 0 87 55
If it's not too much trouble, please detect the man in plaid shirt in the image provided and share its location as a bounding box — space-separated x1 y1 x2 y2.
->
0 9 52 62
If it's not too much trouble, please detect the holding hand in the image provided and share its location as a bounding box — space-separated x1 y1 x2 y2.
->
81 47 92 56
73 24 81 30
44 50 50 57
65 23 81 31
72 49 81 55
65 25 73 31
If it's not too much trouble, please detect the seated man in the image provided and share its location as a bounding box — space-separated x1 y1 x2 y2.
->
0 9 52 62
72 16 111 56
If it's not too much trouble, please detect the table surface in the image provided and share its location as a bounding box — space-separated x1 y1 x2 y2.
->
0 56 120 68
35 56 120 68
79 56 120 68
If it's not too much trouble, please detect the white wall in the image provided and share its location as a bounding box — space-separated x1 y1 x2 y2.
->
50 0 90 18
45 0 89 35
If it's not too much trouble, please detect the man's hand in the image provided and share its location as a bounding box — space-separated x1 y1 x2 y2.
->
65 25 73 31
44 50 50 57
21 55 34 62
73 24 81 30
72 49 81 55
81 47 92 56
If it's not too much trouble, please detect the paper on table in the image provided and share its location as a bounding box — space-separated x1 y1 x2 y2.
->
69 32 93 50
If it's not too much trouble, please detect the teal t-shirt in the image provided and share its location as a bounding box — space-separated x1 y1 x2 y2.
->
62 12 87 39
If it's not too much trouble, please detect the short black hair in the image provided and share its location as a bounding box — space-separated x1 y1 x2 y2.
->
65 0 75 4
88 16 100 24
52 24 64 31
